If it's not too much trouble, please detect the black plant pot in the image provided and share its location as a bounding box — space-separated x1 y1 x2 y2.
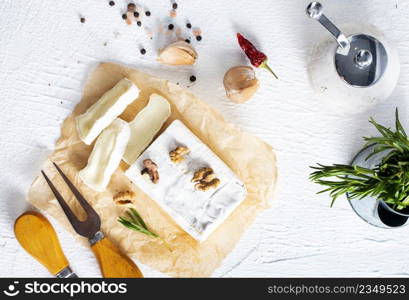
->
347 144 409 228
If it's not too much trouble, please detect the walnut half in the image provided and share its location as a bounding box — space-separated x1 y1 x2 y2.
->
113 190 136 206
141 159 159 184
192 167 220 191
169 146 190 164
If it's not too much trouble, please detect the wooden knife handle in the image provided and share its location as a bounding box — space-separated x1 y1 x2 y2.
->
91 236 143 278
14 211 70 276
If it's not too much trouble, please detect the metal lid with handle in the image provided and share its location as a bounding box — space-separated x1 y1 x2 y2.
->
306 2 388 87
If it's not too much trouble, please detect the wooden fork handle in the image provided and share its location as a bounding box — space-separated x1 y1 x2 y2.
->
91 235 143 278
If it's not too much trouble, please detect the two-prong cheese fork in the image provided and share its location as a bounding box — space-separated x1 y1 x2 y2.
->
41 162 143 278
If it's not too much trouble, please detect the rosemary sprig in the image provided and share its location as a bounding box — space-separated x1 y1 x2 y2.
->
118 208 171 250
310 109 409 211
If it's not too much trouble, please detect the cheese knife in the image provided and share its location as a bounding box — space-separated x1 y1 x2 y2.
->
14 211 78 278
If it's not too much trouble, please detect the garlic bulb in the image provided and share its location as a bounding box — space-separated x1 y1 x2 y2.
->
158 41 198 65
223 66 259 103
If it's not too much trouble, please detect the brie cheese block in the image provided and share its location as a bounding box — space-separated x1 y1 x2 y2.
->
76 78 139 145
125 120 247 242
79 118 130 192
123 93 171 165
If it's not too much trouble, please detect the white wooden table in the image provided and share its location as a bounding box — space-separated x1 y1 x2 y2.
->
1 0 409 277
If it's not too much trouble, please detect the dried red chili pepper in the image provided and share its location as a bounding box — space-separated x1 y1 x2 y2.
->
236 33 278 79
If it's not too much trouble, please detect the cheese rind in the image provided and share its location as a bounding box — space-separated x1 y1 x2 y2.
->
125 120 247 242
79 118 130 192
76 78 139 145
123 94 171 165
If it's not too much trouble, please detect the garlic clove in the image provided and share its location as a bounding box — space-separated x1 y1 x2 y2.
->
158 41 198 65
223 66 259 103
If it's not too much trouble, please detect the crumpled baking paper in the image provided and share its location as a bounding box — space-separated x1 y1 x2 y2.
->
27 62 278 277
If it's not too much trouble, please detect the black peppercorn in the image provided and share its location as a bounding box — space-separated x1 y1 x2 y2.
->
137 21 142 26
140 48 146 55
168 24 174 30
172 3 178 9
186 23 192 29
122 14 127 20
189 75 196 82
134 11 139 18
109 1 115 6
196 35 202 41
80 17 85 23
185 39 190 44
145 11 151 16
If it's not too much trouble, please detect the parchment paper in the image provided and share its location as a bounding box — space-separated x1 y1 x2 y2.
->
27 62 278 277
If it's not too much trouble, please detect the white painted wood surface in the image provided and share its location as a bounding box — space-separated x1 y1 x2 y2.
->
1 0 409 277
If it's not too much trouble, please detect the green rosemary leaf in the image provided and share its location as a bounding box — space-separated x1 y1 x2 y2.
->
395 108 407 137
118 209 160 239
129 208 148 230
118 216 157 237
126 211 139 225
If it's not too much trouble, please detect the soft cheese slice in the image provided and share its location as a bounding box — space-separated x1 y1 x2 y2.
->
123 94 171 165
125 120 247 242
76 78 139 145
79 118 130 192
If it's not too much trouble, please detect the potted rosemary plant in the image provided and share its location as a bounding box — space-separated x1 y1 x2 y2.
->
310 109 409 227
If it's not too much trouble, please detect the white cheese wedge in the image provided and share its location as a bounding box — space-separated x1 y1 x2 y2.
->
79 118 130 192
76 78 139 145
125 120 247 242
123 94 171 165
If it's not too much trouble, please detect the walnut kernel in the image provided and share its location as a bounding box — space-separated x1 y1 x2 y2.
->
113 190 136 205
169 146 190 164
141 159 159 183
192 167 220 191
191 167 213 183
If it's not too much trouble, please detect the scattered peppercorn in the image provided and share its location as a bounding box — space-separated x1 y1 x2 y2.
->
122 14 127 20
128 3 136 11
172 3 178 9
137 21 142 26
196 35 202 41
189 75 196 82
186 23 192 29
185 39 190 44
109 1 115 6
80 17 85 23
140 48 146 55
145 11 151 16
134 11 139 18
168 24 174 30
